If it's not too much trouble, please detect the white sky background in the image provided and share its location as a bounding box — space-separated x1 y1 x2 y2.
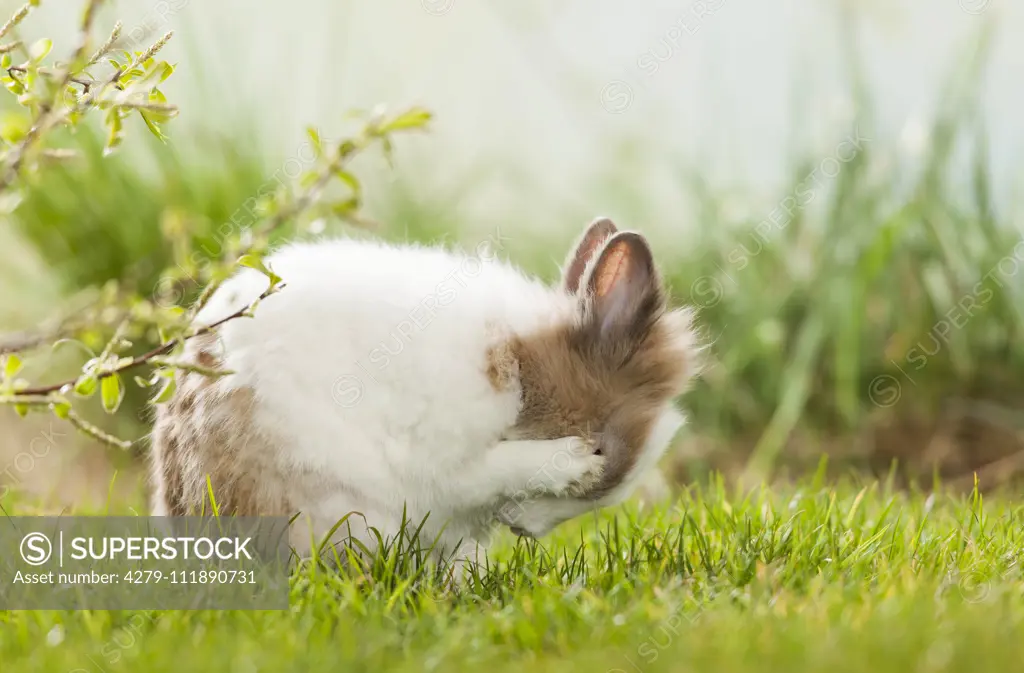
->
10 0 1023 245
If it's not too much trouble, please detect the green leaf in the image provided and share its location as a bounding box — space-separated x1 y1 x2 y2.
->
51 399 71 419
0 54 10 69
237 255 282 286
2 354 22 380
13 403 28 417
73 375 97 398
3 76 25 97
334 169 361 196
236 254 264 271
29 38 52 63
0 111 28 143
380 108 432 133
151 374 176 404
139 109 167 142
306 126 323 158
100 374 124 414
103 109 124 156
332 197 360 217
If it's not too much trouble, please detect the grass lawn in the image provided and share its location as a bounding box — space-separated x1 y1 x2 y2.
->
1 474 1022 672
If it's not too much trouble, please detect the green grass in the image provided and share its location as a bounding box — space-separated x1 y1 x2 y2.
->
1 476 1022 672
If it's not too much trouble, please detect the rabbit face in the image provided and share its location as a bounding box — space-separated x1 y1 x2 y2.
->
502 219 698 501
499 404 686 538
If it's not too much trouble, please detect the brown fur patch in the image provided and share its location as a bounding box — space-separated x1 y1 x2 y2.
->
191 332 221 369
508 307 693 499
486 341 520 391
152 424 188 516
509 226 696 499
150 339 291 517
196 349 218 369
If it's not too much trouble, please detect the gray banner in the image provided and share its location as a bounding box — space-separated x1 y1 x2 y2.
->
0 517 291 609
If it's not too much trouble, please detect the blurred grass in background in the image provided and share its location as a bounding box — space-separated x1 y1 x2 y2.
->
12 128 270 294
1 13 1021 503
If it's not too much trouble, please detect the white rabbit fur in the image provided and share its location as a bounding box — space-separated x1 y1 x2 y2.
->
150 219 697 561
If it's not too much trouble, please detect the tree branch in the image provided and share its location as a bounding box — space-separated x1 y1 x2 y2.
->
10 284 282 397
7 64 96 91
0 291 107 355
0 15 175 192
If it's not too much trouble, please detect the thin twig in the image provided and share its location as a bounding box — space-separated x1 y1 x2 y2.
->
0 293 105 355
105 99 177 112
0 3 32 42
67 408 131 449
39 147 80 163
0 329 63 356
256 120 382 241
11 284 281 397
0 395 53 406
87 20 121 66
7 64 96 91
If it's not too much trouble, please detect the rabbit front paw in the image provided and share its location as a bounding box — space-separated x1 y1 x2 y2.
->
486 436 605 501
546 436 605 498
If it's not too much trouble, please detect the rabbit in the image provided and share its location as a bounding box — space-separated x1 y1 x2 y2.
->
149 217 698 561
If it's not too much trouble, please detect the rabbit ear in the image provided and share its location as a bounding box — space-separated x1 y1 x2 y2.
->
562 217 618 294
583 231 662 341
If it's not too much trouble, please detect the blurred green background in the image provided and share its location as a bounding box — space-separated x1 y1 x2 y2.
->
1 0 1023 508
